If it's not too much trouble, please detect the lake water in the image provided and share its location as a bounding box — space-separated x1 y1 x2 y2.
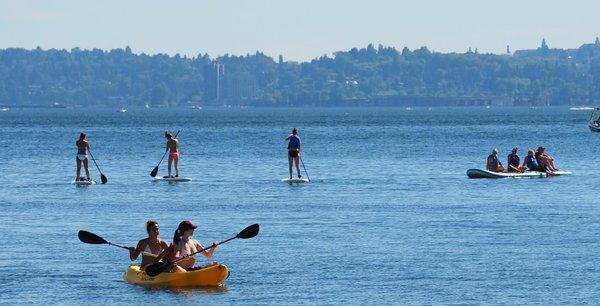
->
1 107 600 304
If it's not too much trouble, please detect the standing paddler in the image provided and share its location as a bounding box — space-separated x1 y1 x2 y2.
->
75 133 92 181
285 128 302 179
164 131 180 178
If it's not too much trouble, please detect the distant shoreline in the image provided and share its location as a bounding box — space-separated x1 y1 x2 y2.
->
1 38 599 108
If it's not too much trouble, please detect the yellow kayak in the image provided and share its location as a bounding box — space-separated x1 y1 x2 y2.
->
123 263 229 287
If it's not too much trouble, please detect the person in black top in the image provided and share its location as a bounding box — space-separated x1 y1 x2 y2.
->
507 147 524 172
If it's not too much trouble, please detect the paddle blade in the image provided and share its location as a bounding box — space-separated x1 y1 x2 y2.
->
78 230 108 244
150 166 158 177
145 261 171 277
100 173 108 184
236 224 260 239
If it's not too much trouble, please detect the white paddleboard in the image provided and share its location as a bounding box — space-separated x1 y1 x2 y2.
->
72 179 97 185
153 176 193 182
467 169 546 179
546 170 573 176
467 168 572 179
282 178 310 183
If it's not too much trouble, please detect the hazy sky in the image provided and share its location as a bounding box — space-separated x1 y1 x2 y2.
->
1 0 598 61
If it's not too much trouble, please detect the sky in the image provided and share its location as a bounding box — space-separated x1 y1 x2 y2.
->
0 0 599 61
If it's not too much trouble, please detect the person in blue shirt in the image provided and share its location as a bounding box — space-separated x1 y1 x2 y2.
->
524 149 545 171
285 128 302 179
486 148 505 172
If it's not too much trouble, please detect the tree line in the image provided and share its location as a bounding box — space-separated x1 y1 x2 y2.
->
1 39 600 107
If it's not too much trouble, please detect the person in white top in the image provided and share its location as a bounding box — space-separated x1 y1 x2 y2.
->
129 220 169 271
155 220 218 272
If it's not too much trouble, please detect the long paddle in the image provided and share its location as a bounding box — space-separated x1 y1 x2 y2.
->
145 223 260 277
88 149 108 184
150 130 180 177
300 156 311 182
78 230 156 257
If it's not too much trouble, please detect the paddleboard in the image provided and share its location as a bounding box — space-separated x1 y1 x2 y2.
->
153 177 193 182
72 179 97 185
466 169 546 179
282 178 310 183
546 170 573 176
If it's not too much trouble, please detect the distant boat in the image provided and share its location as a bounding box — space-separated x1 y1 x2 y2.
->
570 106 595 111
52 102 66 108
405 107 413 111
0 108 9 112
117 107 127 113
589 108 600 132
145 103 150 109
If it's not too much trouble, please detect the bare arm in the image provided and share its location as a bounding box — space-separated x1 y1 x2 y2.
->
129 240 144 261
160 240 169 251
196 240 217 258
153 246 169 263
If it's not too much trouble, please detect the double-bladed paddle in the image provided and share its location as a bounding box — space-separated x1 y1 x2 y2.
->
145 223 260 277
88 149 108 184
150 130 180 177
78 230 156 257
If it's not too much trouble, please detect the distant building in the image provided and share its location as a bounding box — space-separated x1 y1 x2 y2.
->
541 38 549 50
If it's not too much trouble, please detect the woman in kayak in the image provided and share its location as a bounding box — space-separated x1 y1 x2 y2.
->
486 148 504 172
285 128 302 179
154 220 218 272
129 220 169 271
75 133 91 181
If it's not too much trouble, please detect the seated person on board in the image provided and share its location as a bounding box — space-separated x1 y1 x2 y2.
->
486 148 505 173
535 146 559 172
507 147 525 172
524 149 545 172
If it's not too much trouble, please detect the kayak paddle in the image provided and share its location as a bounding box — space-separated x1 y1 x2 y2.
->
150 129 180 177
145 223 260 277
88 149 108 184
78 230 156 257
300 156 310 182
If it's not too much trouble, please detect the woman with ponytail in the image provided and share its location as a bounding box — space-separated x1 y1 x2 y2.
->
154 220 218 272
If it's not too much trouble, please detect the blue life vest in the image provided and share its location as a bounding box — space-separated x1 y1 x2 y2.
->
525 155 539 170
488 154 499 169
288 135 300 150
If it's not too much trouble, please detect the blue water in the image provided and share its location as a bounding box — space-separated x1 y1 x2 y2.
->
1 107 600 304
